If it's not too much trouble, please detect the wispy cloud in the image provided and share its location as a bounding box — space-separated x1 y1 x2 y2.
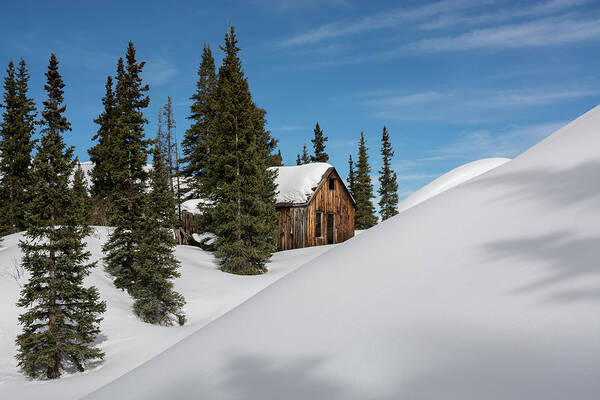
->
358 87 598 123
144 59 177 86
406 16 600 52
271 125 305 132
436 121 566 158
278 0 481 48
420 0 592 30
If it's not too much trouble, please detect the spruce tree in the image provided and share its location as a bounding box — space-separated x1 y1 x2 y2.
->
310 122 328 162
102 43 151 291
268 149 283 166
301 144 310 164
296 153 301 165
89 76 117 204
204 27 278 274
0 59 36 234
73 161 93 231
378 126 399 221
354 131 378 229
181 44 217 200
131 145 186 326
347 154 355 198
16 54 105 379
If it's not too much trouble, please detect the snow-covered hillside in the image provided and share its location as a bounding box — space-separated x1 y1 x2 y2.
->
397 157 511 213
82 106 600 399
0 229 331 399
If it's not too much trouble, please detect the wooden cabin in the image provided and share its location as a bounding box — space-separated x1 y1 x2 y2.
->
179 162 356 251
274 163 356 251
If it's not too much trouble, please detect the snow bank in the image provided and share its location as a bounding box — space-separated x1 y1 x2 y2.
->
270 162 332 204
398 157 511 213
0 229 331 400
84 105 600 399
181 199 204 215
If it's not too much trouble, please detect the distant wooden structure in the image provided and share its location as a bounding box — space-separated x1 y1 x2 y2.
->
179 163 356 251
275 165 356 251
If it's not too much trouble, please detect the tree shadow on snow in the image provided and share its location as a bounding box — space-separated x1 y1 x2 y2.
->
475 160 600 209
483 231 600 303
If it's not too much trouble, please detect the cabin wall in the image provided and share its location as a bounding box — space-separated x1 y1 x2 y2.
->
276 170 355 251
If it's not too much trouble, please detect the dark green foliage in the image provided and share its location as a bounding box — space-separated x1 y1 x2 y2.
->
310 122 328 162
347 154 355 198
296 153 301 165
300 144 310 164
268 149 283 166
181 44 217 200
73 161 93 232
0 59 36 234
378 126 399 221
88 76 118 225
202 27 278 274
354 132 378 229
102 42 151 291
16 54 105 380
131 145 186 326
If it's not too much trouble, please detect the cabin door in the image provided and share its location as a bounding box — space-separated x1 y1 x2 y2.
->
327 213 335 244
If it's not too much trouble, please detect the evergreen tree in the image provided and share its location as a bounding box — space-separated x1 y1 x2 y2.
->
300 144 310 164
378 126 399 221
296 153 301 165
354 131 378 229
0 59 36 234
203 27 278 274
131 145 186 326
73 161 93 231
181 44 217 200
16 54 105 379
102 43 151 291
268 149 283 166
310 122 328 162
89 76 117 202
347 154 355 198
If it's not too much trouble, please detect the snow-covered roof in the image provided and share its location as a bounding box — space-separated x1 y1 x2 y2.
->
270 162 333 205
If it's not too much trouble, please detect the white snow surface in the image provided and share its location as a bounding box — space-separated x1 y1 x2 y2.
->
0 229 331 400
397 157 511 213
81 105 600 399
270 162 332 204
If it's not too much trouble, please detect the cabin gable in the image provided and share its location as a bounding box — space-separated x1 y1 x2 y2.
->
276 167 355 251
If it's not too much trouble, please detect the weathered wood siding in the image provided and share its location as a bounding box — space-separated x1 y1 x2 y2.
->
276 169 355 251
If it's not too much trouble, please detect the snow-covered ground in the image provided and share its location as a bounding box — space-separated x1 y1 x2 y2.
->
397 157 511 213
0 229 332 399
80 105 600 399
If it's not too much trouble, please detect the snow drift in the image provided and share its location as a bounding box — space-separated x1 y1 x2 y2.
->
84 106 600 399
397 157 511 213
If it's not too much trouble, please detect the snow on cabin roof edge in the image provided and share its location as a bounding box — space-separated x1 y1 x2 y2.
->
269 162 333 205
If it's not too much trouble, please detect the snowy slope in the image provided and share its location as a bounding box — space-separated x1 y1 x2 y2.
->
397 157 511 213
0 229 332 400
84 106 600 400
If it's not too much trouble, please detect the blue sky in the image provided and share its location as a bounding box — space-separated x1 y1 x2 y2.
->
1 0 600 199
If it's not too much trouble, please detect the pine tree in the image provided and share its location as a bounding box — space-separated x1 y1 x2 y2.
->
354 131 378 229
102 43 151 291
0 59 36 234
89 76 117 200
268 149 283 166
296 153 301 165
181 44 217 200
16 54 105 379
73 161 93 232
203 27 278 274
131 145 186 326
347 154 355 198
301 144 310 164
310 122 328 162
378 126 399 221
